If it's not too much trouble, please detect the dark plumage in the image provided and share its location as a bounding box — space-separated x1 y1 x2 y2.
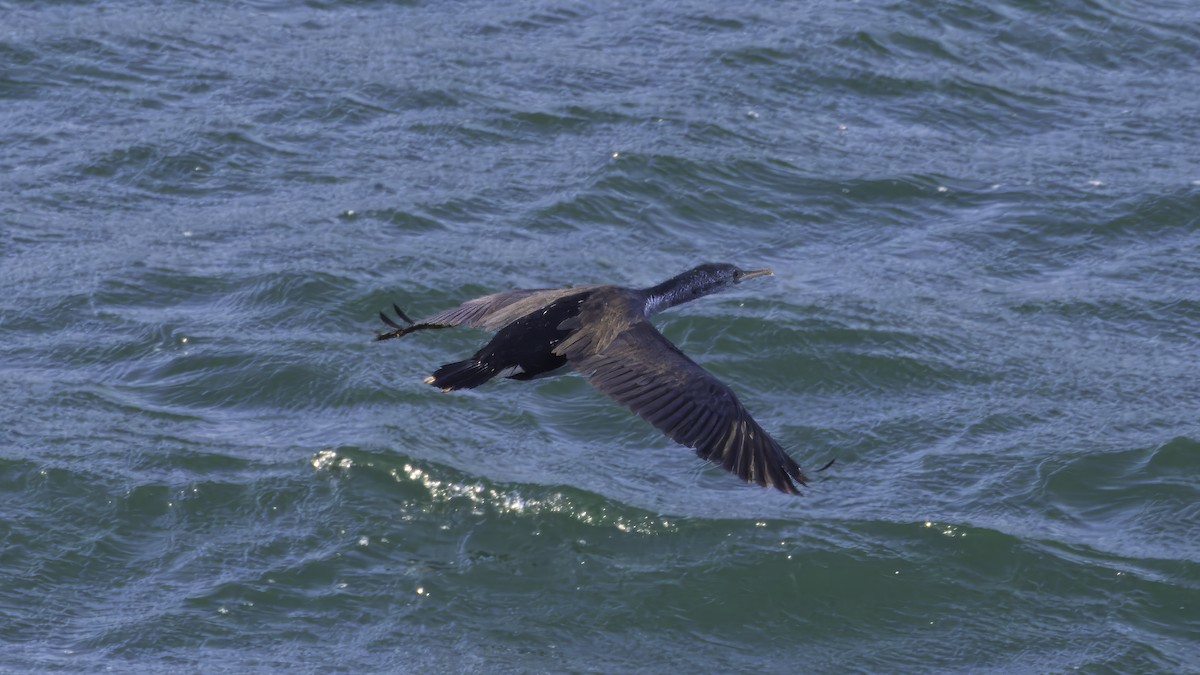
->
375 263 809 494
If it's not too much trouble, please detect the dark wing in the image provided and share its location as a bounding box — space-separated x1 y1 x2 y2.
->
377 285 601 340
422 287 601 330
556 317 808 494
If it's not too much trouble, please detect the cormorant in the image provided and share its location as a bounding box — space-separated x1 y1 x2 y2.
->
375 263 809 494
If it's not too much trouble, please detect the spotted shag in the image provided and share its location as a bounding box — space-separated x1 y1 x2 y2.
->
376 263 810 494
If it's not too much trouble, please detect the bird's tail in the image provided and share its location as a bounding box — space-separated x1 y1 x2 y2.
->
424 360 497 391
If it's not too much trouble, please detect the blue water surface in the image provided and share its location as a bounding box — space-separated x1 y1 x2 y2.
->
2 1 1199 672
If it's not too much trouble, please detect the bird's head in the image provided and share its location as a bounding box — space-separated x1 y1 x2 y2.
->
678 262 773 296
644 263 773 313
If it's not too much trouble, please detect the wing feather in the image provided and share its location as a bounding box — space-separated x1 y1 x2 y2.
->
557 310 807 494
423 286 601 331
378 285 602 341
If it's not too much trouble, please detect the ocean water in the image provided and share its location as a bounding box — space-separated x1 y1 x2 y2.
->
2 0 1199 671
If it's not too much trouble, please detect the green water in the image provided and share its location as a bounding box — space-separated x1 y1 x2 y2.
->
2 1 1199 672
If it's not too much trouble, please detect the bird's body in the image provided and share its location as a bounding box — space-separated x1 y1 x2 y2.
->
376 263 809 494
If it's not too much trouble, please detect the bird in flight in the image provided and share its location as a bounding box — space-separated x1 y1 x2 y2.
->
376 263 810 494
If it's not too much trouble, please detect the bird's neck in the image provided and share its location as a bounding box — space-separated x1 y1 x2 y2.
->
640 278 694 316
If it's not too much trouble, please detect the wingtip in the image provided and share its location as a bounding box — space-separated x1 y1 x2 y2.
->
392 303 415 325
759 458 808 495
379 310 403 330
768 476 806 496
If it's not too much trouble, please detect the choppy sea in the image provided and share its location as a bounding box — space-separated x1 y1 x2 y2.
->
3 1 1199 672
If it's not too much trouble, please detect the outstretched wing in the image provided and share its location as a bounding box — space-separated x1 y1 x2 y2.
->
423 286 600 331
555 304 807 494
376 285 601 340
